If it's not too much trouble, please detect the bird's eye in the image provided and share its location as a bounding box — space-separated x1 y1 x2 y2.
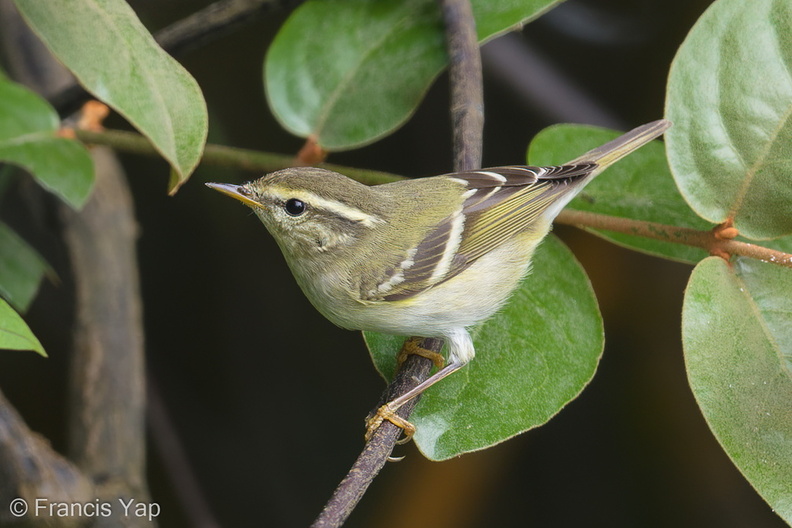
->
284 198 306 216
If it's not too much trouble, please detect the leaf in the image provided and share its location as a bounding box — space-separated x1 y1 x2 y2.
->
265 0 562 150
0 298 46 357
0 222 51 313
529 124 711 264
0 77 94 208
365 235 603 460
14 0 208 192
666 0 792 240
683 257 792 522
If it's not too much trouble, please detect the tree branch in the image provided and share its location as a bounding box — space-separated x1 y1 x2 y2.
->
155 0 303 57
0 388 94 527
71 128 400 186
310 338 442 528
312 1 484 526
61 147 152 526
440 0 484 172
556 209 792 268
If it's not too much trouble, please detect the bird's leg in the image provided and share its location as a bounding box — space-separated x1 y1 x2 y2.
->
396 336 446 369
365 360 465 443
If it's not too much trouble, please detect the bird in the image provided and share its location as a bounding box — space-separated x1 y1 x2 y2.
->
207 119 671 439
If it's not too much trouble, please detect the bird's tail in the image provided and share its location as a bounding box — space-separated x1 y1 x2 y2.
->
570 119 672 169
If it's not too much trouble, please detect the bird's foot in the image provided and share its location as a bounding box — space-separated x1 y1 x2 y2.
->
365 401 416 445
397 337 445 369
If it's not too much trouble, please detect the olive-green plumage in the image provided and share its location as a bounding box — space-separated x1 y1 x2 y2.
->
207 119 671 417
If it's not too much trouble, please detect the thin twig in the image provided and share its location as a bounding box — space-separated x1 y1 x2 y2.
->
440 0 484 171
556 209 792 268
71 128 400 185
311 1 484 526
155 0 303 57
311 338 442 528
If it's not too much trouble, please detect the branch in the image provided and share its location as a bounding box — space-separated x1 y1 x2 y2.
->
60 147 152 526
0 388 94 527
50 0 302 116
310 339 442 528
556 210 792 269
155 0 303 57
72 128 400 186
440 0 484 172
312 1 484 526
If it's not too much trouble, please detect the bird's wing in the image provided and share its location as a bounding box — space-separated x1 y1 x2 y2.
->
373 164 596 301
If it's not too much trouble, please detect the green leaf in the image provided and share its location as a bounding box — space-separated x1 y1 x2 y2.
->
0 77 94 208
365 235 603 460
0 222 51 312
0 298 46 356
529 124 711 263
666 0 792 240
683 257 792 522
14 0 208 192
265 0 562 150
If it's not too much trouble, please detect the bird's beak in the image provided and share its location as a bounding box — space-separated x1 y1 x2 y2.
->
205 182 261 208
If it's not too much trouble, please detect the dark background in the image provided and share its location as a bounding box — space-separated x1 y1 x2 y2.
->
2 0 787 526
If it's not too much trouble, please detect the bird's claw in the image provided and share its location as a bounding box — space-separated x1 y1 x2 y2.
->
397 337 445 369
365 401 416 445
